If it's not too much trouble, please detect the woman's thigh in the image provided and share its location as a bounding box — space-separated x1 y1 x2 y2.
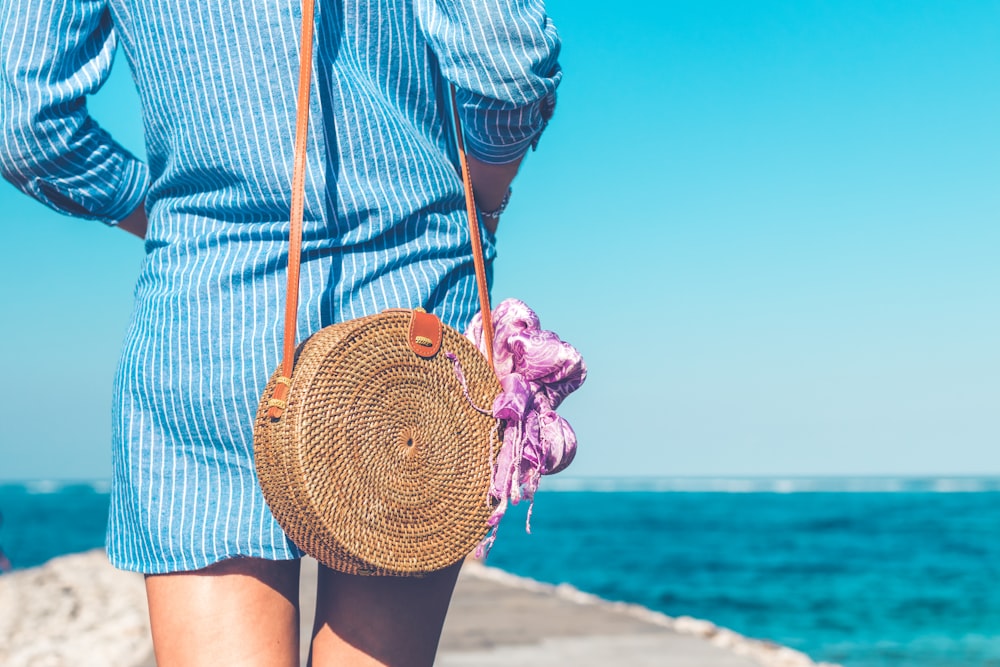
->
308 561 462 667
145 557 301 667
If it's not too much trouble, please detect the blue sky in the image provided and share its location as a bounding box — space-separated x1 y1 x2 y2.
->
1 0 997 480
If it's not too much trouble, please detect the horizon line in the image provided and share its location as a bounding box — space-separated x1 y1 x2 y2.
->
4 475 1000 494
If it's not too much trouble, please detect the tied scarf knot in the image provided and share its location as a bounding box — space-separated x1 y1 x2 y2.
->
464 299 586 557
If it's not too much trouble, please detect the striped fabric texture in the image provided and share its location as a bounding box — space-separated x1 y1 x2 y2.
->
0 0 561 573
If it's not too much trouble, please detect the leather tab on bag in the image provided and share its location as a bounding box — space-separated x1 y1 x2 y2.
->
408 309 442 358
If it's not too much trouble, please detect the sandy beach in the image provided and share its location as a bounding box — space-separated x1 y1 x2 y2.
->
0 550 837 667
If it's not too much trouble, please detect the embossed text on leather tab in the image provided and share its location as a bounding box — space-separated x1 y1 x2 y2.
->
408 309 442 358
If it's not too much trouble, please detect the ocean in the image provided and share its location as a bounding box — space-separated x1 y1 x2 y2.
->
1 478 998 667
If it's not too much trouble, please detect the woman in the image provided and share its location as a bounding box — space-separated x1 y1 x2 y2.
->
0 0 561 664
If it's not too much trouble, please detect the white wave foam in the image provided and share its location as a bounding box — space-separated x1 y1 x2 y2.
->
22 480 62 494
15 480 111 494
88 480 111 494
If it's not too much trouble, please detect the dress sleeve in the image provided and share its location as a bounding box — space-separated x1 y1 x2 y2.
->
415 0 562 164
0 0 149 225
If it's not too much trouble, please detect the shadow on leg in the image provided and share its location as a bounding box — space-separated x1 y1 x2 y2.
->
308 561 462 667
145 557 301 667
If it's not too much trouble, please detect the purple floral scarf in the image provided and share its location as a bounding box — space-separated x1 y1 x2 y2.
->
461 298 587 556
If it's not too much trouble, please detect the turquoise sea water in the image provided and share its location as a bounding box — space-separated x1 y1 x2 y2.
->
1 479 998 667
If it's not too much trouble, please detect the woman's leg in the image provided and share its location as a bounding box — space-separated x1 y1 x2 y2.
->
145 557 301 667
308 561 462 667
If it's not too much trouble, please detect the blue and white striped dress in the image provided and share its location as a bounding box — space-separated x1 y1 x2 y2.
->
0 0 561 573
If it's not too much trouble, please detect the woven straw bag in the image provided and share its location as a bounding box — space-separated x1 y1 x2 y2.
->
253 0 501 575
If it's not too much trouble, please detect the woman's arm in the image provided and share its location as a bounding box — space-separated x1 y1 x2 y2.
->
467 155 522 234
416 0 561 207
0 0 149 226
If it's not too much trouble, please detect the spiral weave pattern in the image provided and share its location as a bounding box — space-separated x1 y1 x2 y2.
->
254 311 500 575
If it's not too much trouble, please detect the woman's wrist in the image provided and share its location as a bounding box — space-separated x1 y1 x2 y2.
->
467 155 522 215
117 200 148 239
479 188 512 221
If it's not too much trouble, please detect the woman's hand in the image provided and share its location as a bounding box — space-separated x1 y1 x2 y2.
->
118 202 148 239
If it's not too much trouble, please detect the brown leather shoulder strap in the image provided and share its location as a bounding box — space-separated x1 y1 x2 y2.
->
450 85 496 371
266 0 315 419
268 0 495 419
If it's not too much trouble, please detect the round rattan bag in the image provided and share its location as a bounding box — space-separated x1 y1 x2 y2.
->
253 309 501 576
